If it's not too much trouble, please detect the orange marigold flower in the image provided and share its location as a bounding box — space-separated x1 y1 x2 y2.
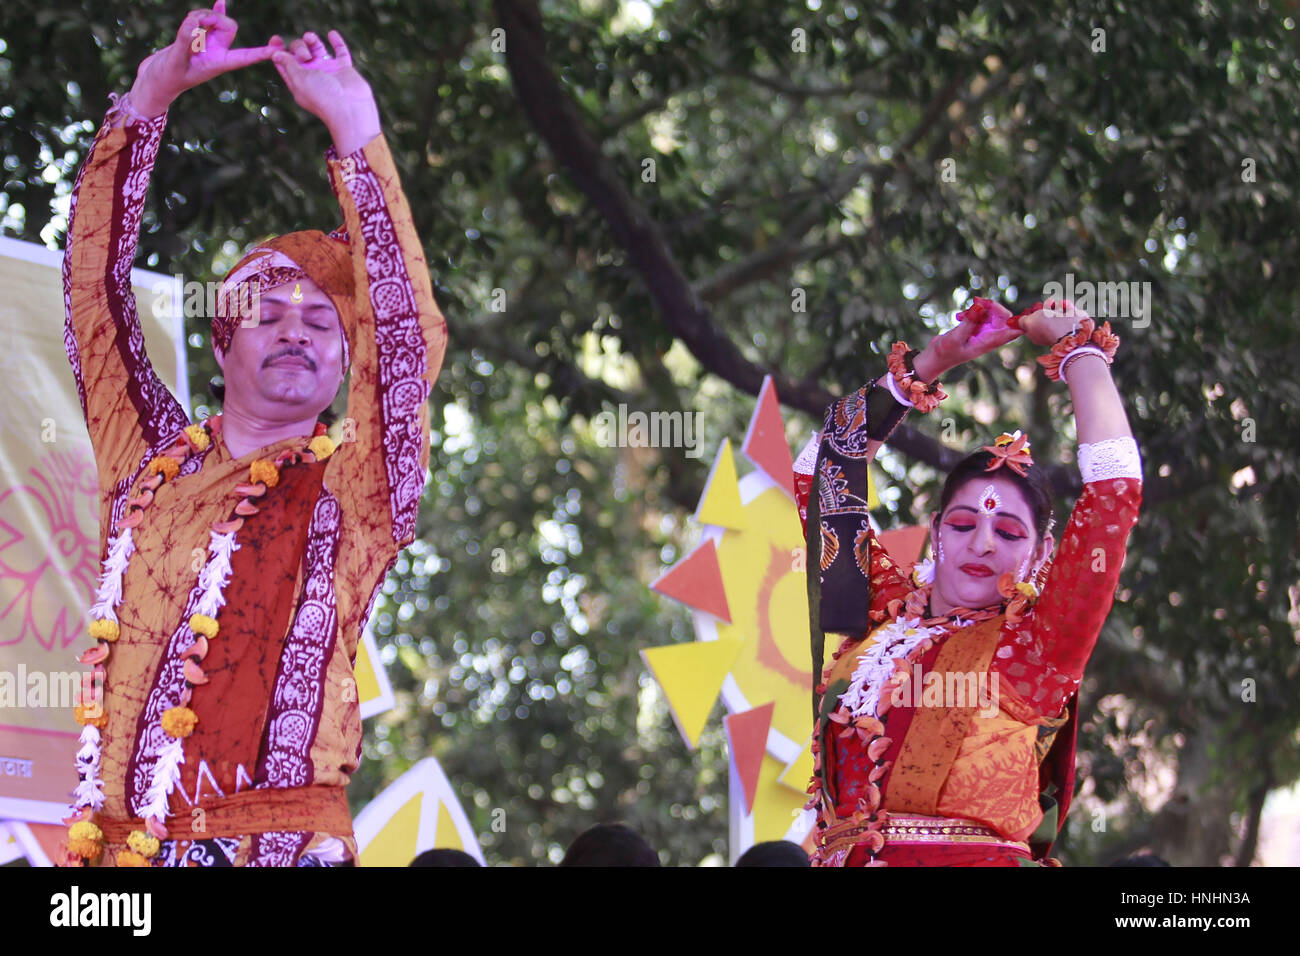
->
161 705 199 738
147 456 180 482
116 850 151 867
249 459 280 488
74 704 109 729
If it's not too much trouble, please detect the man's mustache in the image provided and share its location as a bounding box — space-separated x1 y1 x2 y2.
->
264 347 316 370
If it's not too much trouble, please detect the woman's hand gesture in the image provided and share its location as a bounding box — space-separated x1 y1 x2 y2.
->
1019 299 1091 346
915 297 1023 379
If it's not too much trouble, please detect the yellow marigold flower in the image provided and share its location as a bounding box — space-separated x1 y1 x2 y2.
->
116 850 150 867
147 456 180 481
88 618 120 642
74 704 109 729
249 459 280 488
1015 581 1039 599
308 435 336 461
184 423 211 451
126 830 160 858
189 613 219 638
68 820 102 842
161 706 199 738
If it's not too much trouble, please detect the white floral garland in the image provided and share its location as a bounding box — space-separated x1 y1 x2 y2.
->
138 530 240 828
68 528 136 819
838 616 943 721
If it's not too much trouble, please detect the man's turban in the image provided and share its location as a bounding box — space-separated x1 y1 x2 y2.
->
214 228 356 370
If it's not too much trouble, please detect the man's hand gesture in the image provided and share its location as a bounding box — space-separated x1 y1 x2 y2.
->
130 1 283 117
272 31 381 157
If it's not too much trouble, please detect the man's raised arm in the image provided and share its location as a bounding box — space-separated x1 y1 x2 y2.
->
64 2 281 492
275 31 449 548
63 94 189 496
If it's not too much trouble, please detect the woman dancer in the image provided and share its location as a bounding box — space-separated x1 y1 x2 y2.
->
795 298 1141 866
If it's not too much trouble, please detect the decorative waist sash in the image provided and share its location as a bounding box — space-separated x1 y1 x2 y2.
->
97 785 354 844
817 812 1030 859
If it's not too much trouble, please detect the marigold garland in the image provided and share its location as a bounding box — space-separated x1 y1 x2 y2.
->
66 412 327 865
183 423 210 451
249 458 280 487
88 618 120 642
308 434 336 460
67 820 104 861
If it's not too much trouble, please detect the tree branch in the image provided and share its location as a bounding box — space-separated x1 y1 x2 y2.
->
493 0 1208 507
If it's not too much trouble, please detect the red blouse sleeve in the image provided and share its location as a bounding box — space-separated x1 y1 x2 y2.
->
997 469 1143 716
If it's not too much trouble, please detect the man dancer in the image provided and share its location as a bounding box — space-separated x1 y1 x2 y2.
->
61 2 447 865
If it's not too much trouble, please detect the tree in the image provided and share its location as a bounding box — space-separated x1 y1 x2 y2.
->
4 0 1297 865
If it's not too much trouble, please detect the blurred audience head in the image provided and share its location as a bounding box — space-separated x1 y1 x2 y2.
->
734 840 811 867
409 848 482 867
560 823 659 867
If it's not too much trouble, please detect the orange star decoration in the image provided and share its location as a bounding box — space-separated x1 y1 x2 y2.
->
982 430 1033 477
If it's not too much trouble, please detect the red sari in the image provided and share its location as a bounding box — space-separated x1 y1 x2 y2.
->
795 456 1142 866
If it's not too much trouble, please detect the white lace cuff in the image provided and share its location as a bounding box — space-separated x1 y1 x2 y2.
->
794 431 820 476
1077 436 1143 482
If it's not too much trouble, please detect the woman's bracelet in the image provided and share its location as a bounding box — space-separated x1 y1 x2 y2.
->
886 341 946 413
1058 344 1109 385
1037 318 1120 381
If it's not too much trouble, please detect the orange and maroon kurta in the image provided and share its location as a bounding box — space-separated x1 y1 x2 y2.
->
62 95 447 865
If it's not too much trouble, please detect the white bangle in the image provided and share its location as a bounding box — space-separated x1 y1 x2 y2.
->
1059 345 1108 385
884 370 916 407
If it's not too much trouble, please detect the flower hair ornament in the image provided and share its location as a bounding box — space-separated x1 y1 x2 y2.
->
981 430 1033 478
